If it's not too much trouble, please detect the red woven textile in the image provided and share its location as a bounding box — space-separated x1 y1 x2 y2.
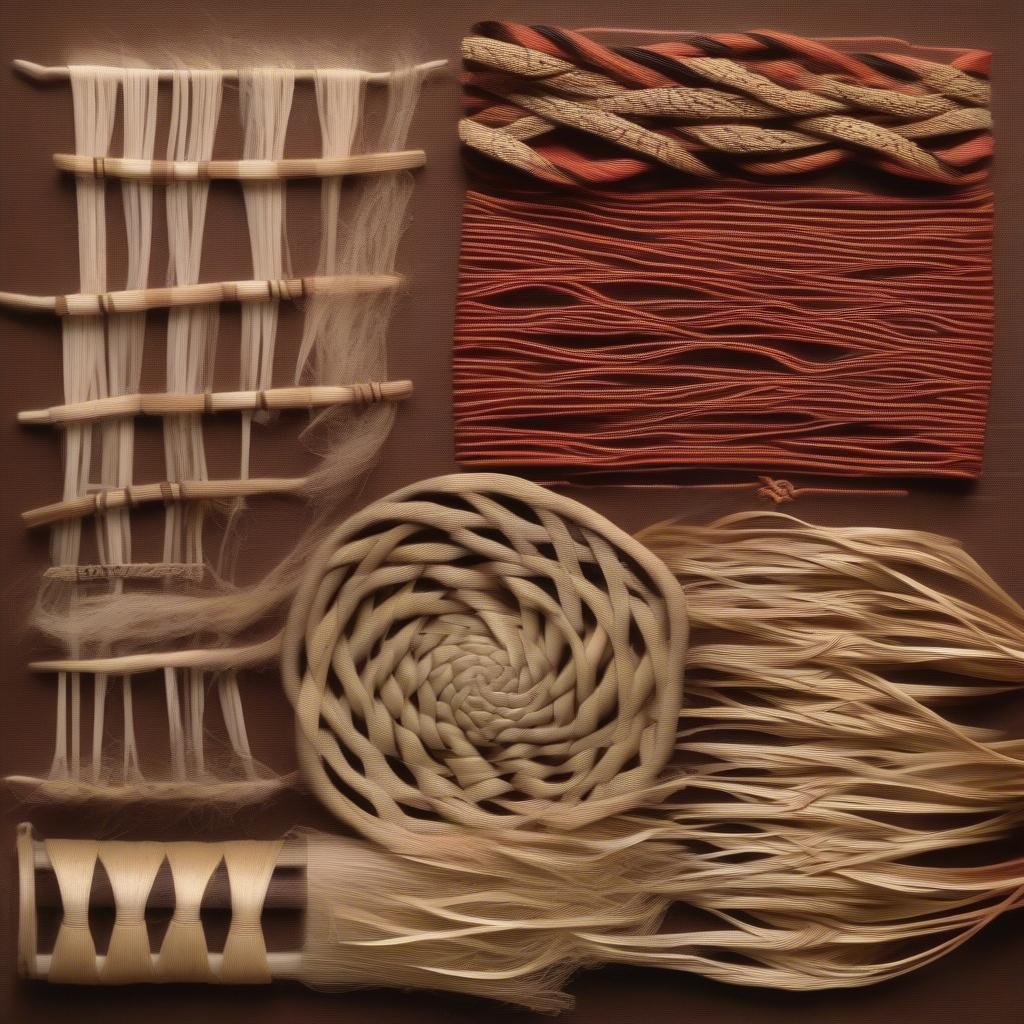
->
455 24 994 484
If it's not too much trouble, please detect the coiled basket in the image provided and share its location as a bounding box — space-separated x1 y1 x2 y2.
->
281 473 687 839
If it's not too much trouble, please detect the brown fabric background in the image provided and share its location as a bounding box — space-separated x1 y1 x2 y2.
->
0 1 1020 1022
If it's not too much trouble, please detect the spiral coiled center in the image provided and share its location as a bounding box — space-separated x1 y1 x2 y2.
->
282 474 687 838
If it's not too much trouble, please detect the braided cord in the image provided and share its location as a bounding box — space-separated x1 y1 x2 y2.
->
461 24 991 185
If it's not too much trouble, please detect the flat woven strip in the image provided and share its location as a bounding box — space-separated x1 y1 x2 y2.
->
461 23 991 185
453 185 993 482
280 473 687 839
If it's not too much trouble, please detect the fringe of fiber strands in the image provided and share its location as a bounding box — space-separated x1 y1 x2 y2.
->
454 185 993 482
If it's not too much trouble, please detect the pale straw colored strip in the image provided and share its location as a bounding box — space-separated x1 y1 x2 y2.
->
53 149 426 181
7 773 292 803
0 272 401 316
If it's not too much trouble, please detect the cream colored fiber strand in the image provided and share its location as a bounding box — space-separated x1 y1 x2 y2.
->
97 68 159 788
46 67 118 789
238 67 295 471
214 69 296 767
293 68 365 380
162 68 224 783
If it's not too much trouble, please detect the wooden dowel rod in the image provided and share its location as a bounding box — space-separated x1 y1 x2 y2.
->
13 57 448 84
0 272 401 317
30 637 280 676
31 951 304 978
20 380 413 425
23 477 307 529
8 775 294 803
54 149 426 180
0 290 53 312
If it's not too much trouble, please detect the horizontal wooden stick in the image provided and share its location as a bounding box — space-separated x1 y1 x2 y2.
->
20 380 413 425
54 149 426 181
23 478 307 529
30 638 280 676
0 272 400 316
8 773 293 804
13 57 448 84
29 834 307 874
29 952 303 980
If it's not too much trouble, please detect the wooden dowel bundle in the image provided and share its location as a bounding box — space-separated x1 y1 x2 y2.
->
0 272 401 316
20 380 413 425
13 58 448 84
53 149 426 181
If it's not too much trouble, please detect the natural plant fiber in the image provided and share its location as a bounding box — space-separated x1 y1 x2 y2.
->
17 473 1024 1002
19 825 665 1011
279 473 688 839
16 57 432 802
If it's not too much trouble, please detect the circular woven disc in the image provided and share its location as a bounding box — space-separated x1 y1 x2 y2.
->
281 473 687 838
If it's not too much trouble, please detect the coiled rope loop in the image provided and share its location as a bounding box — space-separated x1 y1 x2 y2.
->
281 473 687 839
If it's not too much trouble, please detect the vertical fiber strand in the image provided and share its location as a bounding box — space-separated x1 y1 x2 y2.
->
163 69 224 781
48 68 119 784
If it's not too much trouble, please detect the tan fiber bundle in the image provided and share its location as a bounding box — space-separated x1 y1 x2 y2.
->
18 824 666 1011
23 474 1024 995
281 473 688 840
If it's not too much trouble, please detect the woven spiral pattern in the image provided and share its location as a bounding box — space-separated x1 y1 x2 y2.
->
461 23 992 186
281 473 687 837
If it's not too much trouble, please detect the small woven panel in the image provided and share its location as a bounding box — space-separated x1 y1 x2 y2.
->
280 473 687 838
461 23 992 186
38 838 282 984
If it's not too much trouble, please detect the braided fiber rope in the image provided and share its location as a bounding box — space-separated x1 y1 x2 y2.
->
280 473 687 841
461 23 991 185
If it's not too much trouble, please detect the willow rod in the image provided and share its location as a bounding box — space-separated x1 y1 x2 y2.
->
54 149 426 181
0 272 401 317
20 380 413 426
23 479 307 529
13 58 448 84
